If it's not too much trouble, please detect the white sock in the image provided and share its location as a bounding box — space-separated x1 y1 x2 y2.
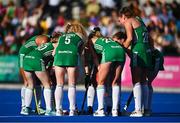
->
112 85 120 110
44 88 52 110
142 83 149 110
97 85 105 110
87 85 95 107
35 85 42 107
148 84 153 110
25 88 33 108
133 82 142 111
21 86 26 107
68 85 76 110
55 85 63 110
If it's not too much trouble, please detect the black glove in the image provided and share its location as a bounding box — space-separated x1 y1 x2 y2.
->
85 74 90 89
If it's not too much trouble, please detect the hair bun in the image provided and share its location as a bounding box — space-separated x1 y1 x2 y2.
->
93 27 101 32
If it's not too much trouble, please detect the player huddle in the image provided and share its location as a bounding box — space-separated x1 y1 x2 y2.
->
19 7 164 117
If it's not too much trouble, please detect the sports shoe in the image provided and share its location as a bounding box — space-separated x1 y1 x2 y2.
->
45 109 55 116
35 107 46 115
69 109 78 116
56 109 63 116
144 109 152 116
20 107 32 115
112 109 118 117
93 109 105 117
106 106 112 115
87 106 93 115
129 110 143 117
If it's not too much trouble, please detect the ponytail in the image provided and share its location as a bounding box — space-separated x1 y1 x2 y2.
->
88 27 102 39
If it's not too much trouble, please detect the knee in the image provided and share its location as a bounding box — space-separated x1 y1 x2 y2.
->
27 82 34 89
43 81 51 89
97 78 105 85
24 81 28 87
112 81 120 86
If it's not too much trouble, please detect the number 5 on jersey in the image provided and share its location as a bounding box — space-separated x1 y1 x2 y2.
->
65 37 71 44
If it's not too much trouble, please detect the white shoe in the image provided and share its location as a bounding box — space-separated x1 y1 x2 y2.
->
130 110 143 117
45 109 55 116
20 107 32 115
56 109 63 116
93 109 105 117
69 110 78 116
112 109 118 117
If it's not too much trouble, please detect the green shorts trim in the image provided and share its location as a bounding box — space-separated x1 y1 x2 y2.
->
18 53 25 68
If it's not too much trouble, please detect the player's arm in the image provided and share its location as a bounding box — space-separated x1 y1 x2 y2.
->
123 22 133 48
88 41 99 68
52 42 58 56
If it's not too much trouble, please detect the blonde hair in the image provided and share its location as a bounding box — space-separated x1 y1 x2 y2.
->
65 22 88 43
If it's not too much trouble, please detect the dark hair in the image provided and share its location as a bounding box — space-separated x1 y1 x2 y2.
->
113 31 127 40
88 27 101 39
119 6 135 18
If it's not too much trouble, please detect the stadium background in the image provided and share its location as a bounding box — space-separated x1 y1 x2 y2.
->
0 0 179 89
0 0 180 122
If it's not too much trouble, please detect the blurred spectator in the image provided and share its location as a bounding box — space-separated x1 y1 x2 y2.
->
86 0 100 16
98 0 115 16
175 31 180 54
48 0 61 18
150 10 159 26
143 0 153 17
158 5 174 25
130 0 141 16
0 0 179 56
141 9 151 26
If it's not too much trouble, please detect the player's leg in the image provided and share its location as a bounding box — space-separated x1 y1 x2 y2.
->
33 74 45 114
35 71 53 115
104 80 112 115
21 71 34 115
49 67 56 111
19 68 28 112
54 66 66 116
130 67 143 117
67 66 78 116
87 67 97 114
145 70 159 116
94 62 111 116
111 62 123 117
19 54 27 110
141 68 149 115
87 85 95 114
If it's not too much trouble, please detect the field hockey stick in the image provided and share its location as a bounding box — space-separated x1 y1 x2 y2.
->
122 91 133 112
80 65 95 114
33 88 41 115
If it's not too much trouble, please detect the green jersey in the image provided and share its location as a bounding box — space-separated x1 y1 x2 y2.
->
130 16 152 68
23 42 54 71
19 36 37 55
18 35 50 68
27 42 54 59
132 16 149 45
54 32 83 66
94 37 125 63
18 36 37 68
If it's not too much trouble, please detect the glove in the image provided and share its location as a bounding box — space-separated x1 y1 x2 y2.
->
85 74 90 89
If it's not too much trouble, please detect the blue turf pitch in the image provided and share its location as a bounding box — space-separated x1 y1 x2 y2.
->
0 89 180 122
